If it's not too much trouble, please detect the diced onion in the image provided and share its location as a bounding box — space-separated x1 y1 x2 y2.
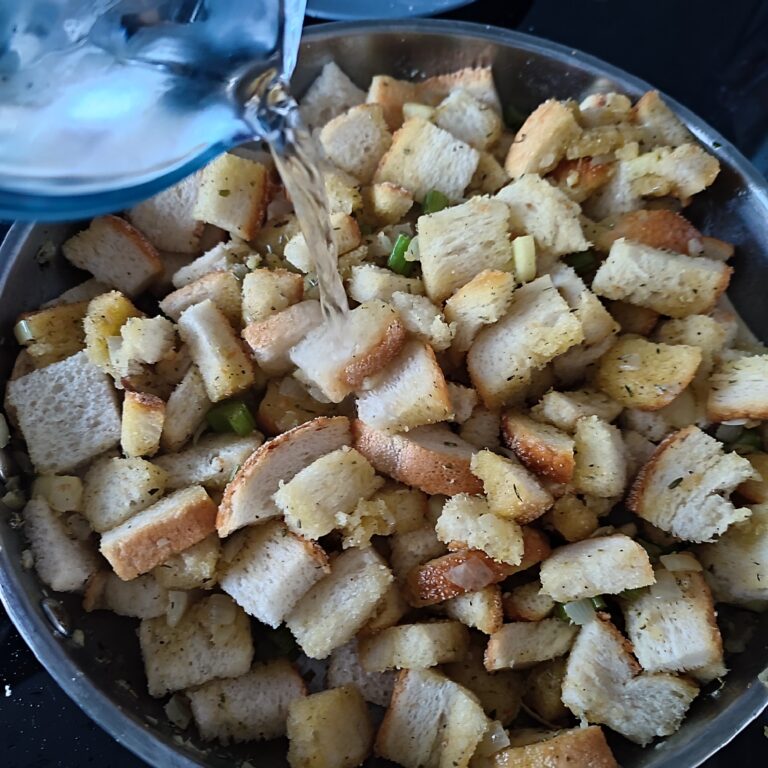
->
13 319 34 345
166 591 193 628
164 693 192 730
1 489 26 510
562 599 597 626
402 102 435 121
715 424 745 443
0 413 9 449
512 235 536 284
474 720 510 757
404 235 420 262
447 558 494 591
651 568 683 601
32 475 83 513
660 552 702 572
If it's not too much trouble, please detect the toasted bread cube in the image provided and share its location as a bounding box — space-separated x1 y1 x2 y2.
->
418 196 514 303
347 263 424 303
188 658 305 743
501 411 575 484
376 669 488 768
549 156 616 203
503 581 555 622
369 484 428 535
628 425 755 542
100 485 217 580
356 340 453 432
418 67 502 113
389 292 454 352
160 365 211 452
241 267 304 325
194 153 270 239
470 151 510 194
335 497 395 549
15 301 88 366
220 520 329 627
448 383 479 425
491 726 618 768
561 615 698 745
546 494 601 542
42 279 111 310
436 494 524 565
374 118 479 203
579 92 632 126
84 571 168 619
120 316 176 366
366 75 422 129
539 534 654 602
738 453 768 504
177 299 255 402
83 291 142 372
623 564 724 682
504 100 582 178
274 446 383 539
389 526 447 583
63 215 162 296
324 168 363 215
360 582 409 635
594 208 703 255
707 354 768 421
634 90 692 147
360 182 414 225
159 271 242 327
592 239 731 318
256 376 339 436
656 313 728 368
522 657 571 724
572 416 627 498
152 534 220 590
496 175 589 260
470 450 553 524
121 391 164 458
139 594 253 697
284 212 361 273
435 89 502 150
468 276 584 408
484 619 578 671
460 406 502 450
30 475 83 513
359 621 470 672
286 547 394 659
22 499 99 592
443 584 504 635
287 685 373 768
320 104 392 183
607 299 661 336
532 388 622 433
300 61 366 128
328 640 396 707
444 270 517 360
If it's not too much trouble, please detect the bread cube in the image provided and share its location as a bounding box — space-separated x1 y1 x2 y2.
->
241 267 304 325
360 182 414 225
256 376 339 436
30 475 83 513
634 90 693 147
707 354 768 421
300 61 366 129
491 727 618 768
121 391 164 458
595 208 703 255
389 526 448 583
284 212 361 272
434 89 502 150
443 584 504 635
84 572 168 619
347 263 424 304
328 640 396 708
572 416 627 498
532 388 622 433
160 271 242 327
459 406 502 450
546 494 601 542
152 534 220 590
15 300 88 366
484 619 578 671
503 580 555 622
160 365 211 452
82 291 142 373
389 292 454 351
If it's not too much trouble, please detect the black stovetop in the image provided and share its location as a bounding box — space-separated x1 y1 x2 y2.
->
2 1 767 765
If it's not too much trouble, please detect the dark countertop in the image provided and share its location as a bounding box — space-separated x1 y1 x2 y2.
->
1 1 767 766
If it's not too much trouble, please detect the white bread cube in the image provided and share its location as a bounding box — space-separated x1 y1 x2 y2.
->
154 433 261 491
274 446 383 539
217 416 351 537
389 292 454 351
171 238 253 288
15 300 88 367
160 271 242 327
359 621 470 672
522 656 570 725
360 182 414 225
62 215 162 296
120 316 176 366
504 100 582 178
23 499 99 592
194 153 270 240
443 585 504 635
42 278 110 309
347 263 424 304
503 580 555 622
324 168 363 215
418 196 514 303
82 291 142 372
470 449 553 524
561 614 699 745
390 526 448 583
337 498 396 550
5 351 121 474
572 416 628 498
83 457 168 533
634 90 693 147
328 640 396 707
177 299 254 402
188 658 305 743
241 267 304 325
707 354 768 421
152 534 220 590
436 494 524 565
539 534 654 602
448 383 478 425
139 594 253 697
356 340 453 432
459 406 502 450
121 391 165 458
496 175 589 259
467 276 584 408
623 564 724 682
289 300 406 403
287 685 373 768
592 239 731 318
100 485 217 580
300 61 366 128
434 89 502 150
284 212 361 273
419 67 502 113
484 619 578 671
375 668 489 768
366 75 421 129
361 582 410 635
546 494 601 543
30 475 83 513
320 104 392 183
256 376 339 436
628 425 755 542
371 484 429 535
242 299 323 376
352 421 483 497
470 151 510 194
532 388 623 433
84 572 168 619
127 173 203 253
374 118 479 203
160 365 211 452
696 503 768 606
491 727 618 768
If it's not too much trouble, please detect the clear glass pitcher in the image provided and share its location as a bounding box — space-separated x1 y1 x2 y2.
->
0 0 306 220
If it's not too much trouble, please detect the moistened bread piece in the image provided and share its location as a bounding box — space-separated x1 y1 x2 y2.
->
6 351 121 474
434 89 502 150
152 534 220 590
287 685 373 768
139 594 253 697
300 61 366 129
286 547 393 659
417 196 514 303
15 300 88 366
100 485 217 580
62 215 162 296
161 365 211 452
23 499 99 592
707 354 768 421
572 416 628 498
628 425 755 542
241 267 304 325
188 658 305 743
347 263 424 303
121 391 165 458
194 153 270 240
592 239 731 318
443 584 504 635
217 416 351 537
159 271 242 326
492 726 618 768
539 534 655 602
328 640 396 708
220 520 329 627
532 388 623 433
484 619 578 671
468 275 584 408
503 580 555 622
561 614 699 745
375 668 488 768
